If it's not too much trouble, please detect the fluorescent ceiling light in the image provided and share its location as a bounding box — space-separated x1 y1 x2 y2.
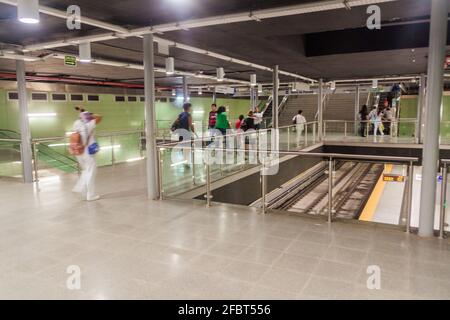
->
193 110 204 114
217 67 225 82
372 79 378 89
250 74 257 86
18 0 40 24
166 57 175 75
79 42 92 63
28 113 57 117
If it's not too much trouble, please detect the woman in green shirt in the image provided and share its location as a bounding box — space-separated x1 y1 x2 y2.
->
215 106 230 136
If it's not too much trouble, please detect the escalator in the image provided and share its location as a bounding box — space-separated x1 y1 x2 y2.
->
0 129 78 173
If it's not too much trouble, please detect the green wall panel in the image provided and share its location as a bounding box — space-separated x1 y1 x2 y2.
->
0 88 252 138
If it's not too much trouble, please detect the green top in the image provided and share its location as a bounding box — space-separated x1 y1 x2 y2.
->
215 112 229 129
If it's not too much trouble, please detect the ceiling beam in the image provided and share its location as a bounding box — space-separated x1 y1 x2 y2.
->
0 0 400 83
0 51 251 85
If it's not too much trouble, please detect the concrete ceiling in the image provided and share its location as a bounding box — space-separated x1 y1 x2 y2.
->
0 0 449 87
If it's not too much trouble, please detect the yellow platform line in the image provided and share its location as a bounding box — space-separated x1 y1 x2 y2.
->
359 164 393 222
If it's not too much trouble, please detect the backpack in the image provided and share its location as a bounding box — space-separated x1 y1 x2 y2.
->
171 117 181 132
171 112 190 132
69 132 84 156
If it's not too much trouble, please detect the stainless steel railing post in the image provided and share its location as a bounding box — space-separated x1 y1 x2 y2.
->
344 122 347 137
205 152 212 207
313 122 316 143
157 148 164 201
327 157 333 223
305 124 308 145
32 142 39 182
366 122 370 141
191 137 196 185
261 159 267 214
111 135 115 166
406 162 414 233
440 163 448 239
287 126 290 151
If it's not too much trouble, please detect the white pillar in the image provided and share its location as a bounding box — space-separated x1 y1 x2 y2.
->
143 34 159 200
16 60 33 183
183 76 188 102
318 79 323 140
354 84 360 136
417 74 427 143
419 0 448 237
272 65 279 129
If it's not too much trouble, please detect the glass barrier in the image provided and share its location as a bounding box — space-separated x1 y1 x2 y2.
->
0 139 23 180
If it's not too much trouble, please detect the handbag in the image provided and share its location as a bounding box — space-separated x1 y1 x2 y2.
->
84 123 100 155
88 142 100 155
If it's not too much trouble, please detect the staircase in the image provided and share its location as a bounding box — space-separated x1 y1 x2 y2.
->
0 129 78 173
279 93 369 127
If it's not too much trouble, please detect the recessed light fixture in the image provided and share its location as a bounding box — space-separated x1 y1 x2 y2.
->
79 42 92 63
372 79 378 89
217 67 225 82
250 74 257 86
18 0 40 24
166 57 175 75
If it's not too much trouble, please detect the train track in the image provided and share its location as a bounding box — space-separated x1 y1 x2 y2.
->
273 161 384 219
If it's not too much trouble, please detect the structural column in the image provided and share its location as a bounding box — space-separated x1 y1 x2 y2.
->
417 74 427 143
182 76 188 102
318 79 323 140
419 0 448 237
354 84 360 136
212 86 217 105
16 60 33 183
143 34 159 200
272 65 279 129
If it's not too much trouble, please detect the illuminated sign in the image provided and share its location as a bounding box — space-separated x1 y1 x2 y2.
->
64 55 77 67
383 174 405 182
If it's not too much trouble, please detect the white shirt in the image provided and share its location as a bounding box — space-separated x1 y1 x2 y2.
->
254 112 263 125
293 114 307 125
73 119 96 147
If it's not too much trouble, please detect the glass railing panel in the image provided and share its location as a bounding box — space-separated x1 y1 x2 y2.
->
0 140 23 179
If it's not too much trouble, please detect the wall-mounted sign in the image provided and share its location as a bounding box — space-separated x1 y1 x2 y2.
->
383 174 405 182
64 55 77 67
215 86 235 95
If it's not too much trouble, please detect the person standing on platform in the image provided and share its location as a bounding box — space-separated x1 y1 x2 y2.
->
292 110 307 146
71 108 102 201
359 105 369 137
254 107 263 130
372 107 385 139
208 103 218 137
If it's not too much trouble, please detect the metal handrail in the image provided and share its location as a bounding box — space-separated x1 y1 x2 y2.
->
440 159 450 239
0 138 21 142
157 141 417 230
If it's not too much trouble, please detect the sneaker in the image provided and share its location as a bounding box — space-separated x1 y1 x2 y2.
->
86 195 100 202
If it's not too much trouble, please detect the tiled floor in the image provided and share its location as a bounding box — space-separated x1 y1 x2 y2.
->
1 162 450 300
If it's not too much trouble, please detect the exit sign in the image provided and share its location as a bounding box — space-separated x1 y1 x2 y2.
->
64 55 77 67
